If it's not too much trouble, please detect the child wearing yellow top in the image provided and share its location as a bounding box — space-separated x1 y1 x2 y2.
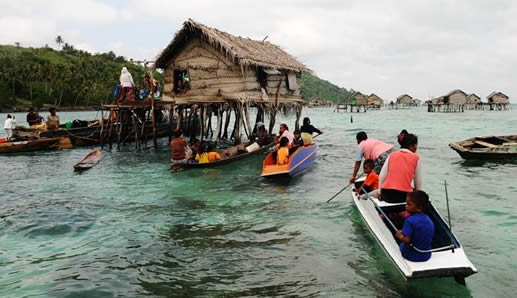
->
207 143 221 162
195 143 209 164
277 136 290 165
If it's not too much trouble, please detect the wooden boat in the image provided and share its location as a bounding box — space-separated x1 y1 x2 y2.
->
261 144 318 178
0 137 70 154
449 135 517 159
171 141 276 172
74 149 102 171
351 178 477 282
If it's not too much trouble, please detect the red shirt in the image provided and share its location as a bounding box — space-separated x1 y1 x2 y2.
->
171 138 187 160
364 171 379 190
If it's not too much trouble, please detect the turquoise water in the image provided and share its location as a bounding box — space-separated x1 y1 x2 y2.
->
1 107 517 297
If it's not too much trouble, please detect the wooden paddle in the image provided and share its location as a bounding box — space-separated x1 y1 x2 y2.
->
326 173 364 203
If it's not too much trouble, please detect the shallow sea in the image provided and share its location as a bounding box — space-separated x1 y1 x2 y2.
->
1 106 516 297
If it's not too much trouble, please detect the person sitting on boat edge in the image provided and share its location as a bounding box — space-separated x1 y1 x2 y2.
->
170 128 189 165
207 143 221 162
355 159 379 199
396 190 435 262
290 130 304 154
378 133 422 203
349 131 394 183
46 107 60 130
300 117 322 145
4 114 16 141
277 137 290 165
195 143 209 164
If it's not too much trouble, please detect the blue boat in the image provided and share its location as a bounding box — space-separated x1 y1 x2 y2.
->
261 144 318 178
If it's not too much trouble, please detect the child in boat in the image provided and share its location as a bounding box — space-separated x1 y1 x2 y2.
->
207 143 221 162
290 130 304 154
395 190 435 262
4 114 15 141
170 128 189 165
277 136 290 165
355 159 379 199
195 143 209 164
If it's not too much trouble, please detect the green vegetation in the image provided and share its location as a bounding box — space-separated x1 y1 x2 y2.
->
0 40 160 110
300 72 354 104
0 38 353 109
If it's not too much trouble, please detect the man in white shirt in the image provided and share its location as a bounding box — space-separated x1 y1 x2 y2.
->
4 114 16 141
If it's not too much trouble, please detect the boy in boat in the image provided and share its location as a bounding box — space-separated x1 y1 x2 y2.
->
277 136 290 165
290 129 304 154
195 143 209 164
355 159 379 199
4 114 15 141
46 107 60 130
170 129 189 165
395 190 435 262
207 143 221 162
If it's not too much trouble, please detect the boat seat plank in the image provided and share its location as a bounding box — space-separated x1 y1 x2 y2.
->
473 140 497 148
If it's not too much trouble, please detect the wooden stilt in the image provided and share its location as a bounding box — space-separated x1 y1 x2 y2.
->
223 107 231 139
215 106 222 142
151 99 157 148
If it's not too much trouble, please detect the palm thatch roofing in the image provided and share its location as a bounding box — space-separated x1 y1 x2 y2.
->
396 94 412 101
446 89 468 97
155 19 310 73
487 91 509 100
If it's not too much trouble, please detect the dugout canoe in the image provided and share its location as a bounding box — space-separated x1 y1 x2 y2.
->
449 135 517 159
261 143 318 178
74 149 102 171
351 178 477 282
171 141 275 172
0 137 71 154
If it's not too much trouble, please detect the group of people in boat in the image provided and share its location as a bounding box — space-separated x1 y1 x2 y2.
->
2 107 61 141
351 130 434 262
170 128 221 165
273 117 322 165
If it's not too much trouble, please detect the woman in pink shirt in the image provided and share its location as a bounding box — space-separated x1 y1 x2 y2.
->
349 131 394 183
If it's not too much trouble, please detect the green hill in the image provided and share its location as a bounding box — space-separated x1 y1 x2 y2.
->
300 72 354 104
0 43 353 109
0 44 158 109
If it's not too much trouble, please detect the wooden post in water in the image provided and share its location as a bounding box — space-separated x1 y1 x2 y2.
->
151 99 157 148
99 110 105 149
223 107 231 139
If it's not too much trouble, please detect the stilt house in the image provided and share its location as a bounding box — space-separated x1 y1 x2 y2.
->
396 94 413 105
487 92 509 104
154 19 310 143
366 93 383 107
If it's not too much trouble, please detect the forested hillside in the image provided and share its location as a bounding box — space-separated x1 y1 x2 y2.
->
0 43 157 110
300 72 354 104
0 41 352 110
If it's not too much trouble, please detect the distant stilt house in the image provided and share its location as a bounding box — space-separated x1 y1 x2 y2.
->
428 89 467 112
393 94 415 109
310 97 331 107
348 91 367 112
466 93 481 110
486 91 510 110
149 18 310 144
366 93 383 110
412 98 422 106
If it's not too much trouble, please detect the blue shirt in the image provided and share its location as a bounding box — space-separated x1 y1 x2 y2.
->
400 213 435 262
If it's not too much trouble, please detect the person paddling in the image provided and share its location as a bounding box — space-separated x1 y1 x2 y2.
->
378 133 422 203
300 117 322 145
349 131 394 183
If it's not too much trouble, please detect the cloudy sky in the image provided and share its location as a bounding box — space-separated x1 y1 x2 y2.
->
1 0 516 102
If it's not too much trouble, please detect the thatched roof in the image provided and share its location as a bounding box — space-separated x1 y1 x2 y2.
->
155 19 310 72
446 89 467 97
467 93 480 100
397 94 412 100
487 91 509 100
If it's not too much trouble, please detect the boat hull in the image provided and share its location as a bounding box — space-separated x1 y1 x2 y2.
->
172 141 275 171
351 179 477 280
450 135 517 159
0 137 65 154
261 144 318 178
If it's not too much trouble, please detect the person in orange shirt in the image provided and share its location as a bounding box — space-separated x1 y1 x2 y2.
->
355 159 379 199
207 143 221 162
276 136 290 165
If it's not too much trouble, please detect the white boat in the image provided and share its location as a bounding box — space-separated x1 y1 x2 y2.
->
351 178 477 283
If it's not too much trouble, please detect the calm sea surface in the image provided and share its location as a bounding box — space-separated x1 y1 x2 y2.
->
1 107 516 297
